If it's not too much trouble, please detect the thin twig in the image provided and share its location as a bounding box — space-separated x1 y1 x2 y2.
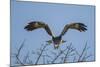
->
73 56 76 62
43 55 45 64
35 44 48 65
63 43 73 63
23 51 29 64
15 39 26 65
51 46 68 63
82 54 93 61
78 42 87 62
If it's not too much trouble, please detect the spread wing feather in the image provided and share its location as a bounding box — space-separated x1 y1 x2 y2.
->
24 21 53 36
60 23 87 36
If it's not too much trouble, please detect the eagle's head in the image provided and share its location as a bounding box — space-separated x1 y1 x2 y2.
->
52 36 61 44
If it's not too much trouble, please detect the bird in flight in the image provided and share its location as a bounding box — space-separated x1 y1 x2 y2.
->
24 21 87 49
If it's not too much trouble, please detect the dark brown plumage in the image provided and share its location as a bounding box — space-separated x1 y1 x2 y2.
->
24 21 53 36
60 23 87 36
24 21 87 49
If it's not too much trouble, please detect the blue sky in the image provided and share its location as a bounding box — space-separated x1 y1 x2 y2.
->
11 0 95 66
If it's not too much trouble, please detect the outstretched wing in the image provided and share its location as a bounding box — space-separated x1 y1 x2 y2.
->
60 23 87 36
24 21 53 36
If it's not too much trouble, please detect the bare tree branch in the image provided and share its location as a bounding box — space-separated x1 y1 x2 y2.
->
78 42 87 62
51 45 69 64
73 56 76 62
11 40 93 66
15 39 26 65
23 51 30 64
63 43 74 63
82 54 93 61
35 44 48 65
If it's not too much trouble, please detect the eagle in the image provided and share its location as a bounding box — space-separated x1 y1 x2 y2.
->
24 21 87 49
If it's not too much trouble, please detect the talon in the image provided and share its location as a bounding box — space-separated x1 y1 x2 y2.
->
46 40 52 45
62 40 66 43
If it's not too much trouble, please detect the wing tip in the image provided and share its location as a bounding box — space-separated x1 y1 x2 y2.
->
24 25 33 31
78 23 87 27
80 25 87 32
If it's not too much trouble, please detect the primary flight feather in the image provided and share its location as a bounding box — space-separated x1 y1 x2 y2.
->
24 21 53 36
24 21 87 49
